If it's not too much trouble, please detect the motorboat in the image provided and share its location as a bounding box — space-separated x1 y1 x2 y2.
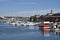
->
39 21 50 29
26 22 36 26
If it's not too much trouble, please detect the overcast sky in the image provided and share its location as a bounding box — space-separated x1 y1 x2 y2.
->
0 0 60 17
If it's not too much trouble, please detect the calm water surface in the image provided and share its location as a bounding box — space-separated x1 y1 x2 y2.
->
0 23 60 40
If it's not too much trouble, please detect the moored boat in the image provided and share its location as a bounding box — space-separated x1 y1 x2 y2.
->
39 21 50 29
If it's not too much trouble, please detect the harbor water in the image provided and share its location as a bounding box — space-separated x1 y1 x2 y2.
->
0 23 60 40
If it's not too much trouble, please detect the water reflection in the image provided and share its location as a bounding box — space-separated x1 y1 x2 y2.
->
39 28 60 37
39 29 50 37
53 31 60 36
27 26 35 29
0 24 60 40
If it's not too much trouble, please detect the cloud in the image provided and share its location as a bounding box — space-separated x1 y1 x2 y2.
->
3 11 37 17
13 9 60 16
1 9 60 17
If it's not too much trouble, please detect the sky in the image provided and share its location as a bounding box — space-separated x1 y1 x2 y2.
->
0 0 60 17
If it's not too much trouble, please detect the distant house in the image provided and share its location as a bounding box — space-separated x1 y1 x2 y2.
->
30 15 41 22
44 13 60 22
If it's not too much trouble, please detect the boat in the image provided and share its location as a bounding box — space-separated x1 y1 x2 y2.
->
26 22 36 26
39 21 50 29
9 21 21 26
9 22 17 26
20 22 27 26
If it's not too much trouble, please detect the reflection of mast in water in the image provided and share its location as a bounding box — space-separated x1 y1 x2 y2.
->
53 31 60 40
53 31 60 36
